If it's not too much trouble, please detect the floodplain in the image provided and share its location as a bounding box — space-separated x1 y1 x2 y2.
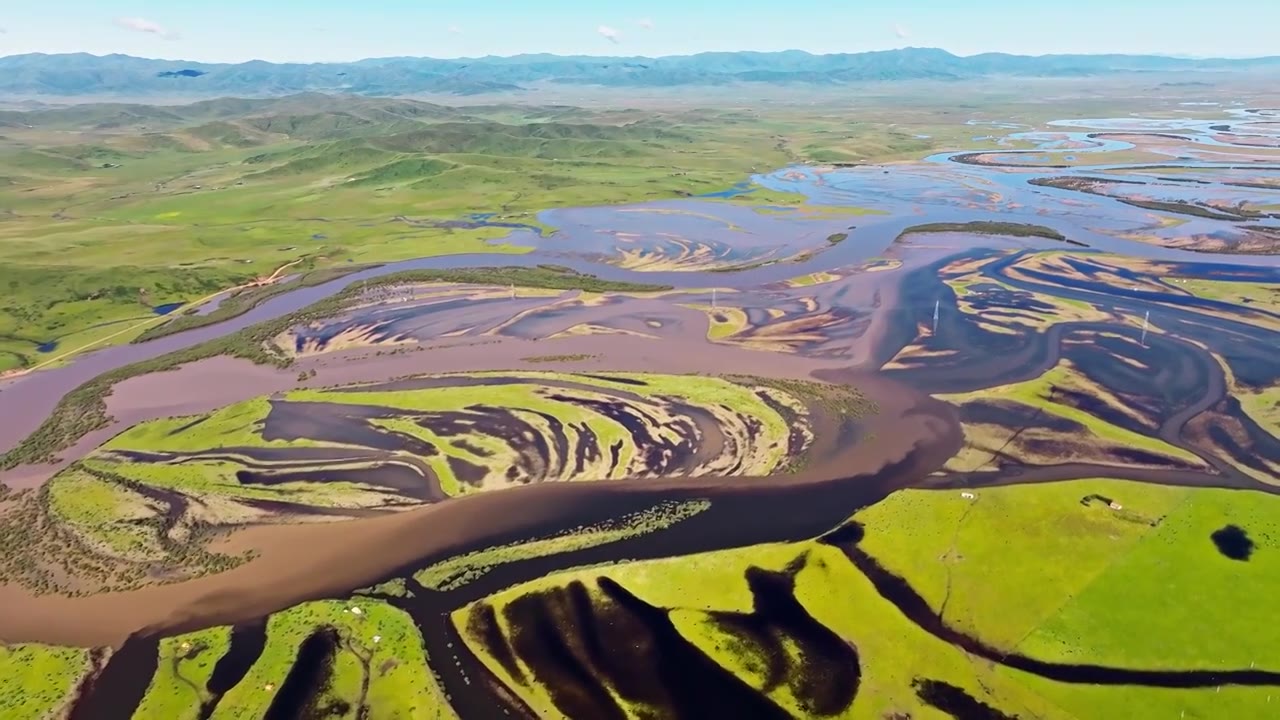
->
1 81 1278 719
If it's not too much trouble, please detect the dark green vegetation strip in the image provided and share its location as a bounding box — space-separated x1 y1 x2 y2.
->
900 221 1070 242
131 264 370 343
0 267 671 470
827 232 849 244
389 266 673 294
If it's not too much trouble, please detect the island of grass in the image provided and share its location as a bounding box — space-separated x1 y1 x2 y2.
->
2 371 820 594
854 480 1280 690
454 479 1280 720
0 643 94 720
125 599 457 720
0 266 674 471
899 221 1082 245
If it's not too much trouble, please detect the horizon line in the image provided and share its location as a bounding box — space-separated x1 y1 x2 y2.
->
4 46 1279 66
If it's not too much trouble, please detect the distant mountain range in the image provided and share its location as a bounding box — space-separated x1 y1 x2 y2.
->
2 48 1279 98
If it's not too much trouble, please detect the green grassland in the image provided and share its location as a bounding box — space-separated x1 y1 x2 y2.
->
134 627 232 720
209 600 455 720
854 480 1192 650
1018 487 1280 669
0 90 1071 373
457 479 1280 719
0 99 787 372
1 599 455 719
900 220 1068 241
0 644 92 720
858 481 1280 718
414 499 711 591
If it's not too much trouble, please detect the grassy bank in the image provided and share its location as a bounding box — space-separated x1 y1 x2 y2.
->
130 264 373 343
0 268 672 470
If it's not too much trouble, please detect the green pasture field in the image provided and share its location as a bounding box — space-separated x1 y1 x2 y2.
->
457 531 1278 720
134 627 232 720
0 644 90 720
0 90 1088 373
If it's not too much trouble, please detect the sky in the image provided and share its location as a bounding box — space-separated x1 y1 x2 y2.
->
1 0 1278 63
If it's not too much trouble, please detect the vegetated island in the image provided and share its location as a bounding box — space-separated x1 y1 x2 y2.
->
899 221 1085 246
1029 176 1273 221
0 266 673 471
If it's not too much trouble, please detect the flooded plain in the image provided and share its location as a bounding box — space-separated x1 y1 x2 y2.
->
3 109 1280 719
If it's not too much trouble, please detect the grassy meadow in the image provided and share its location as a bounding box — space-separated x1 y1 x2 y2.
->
0 89 1076 373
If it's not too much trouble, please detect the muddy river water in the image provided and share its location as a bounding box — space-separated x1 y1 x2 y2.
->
5 111 1280 718
4 112 1279 459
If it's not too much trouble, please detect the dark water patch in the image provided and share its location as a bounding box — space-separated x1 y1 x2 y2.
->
235 463 434 501
576 373 649 387
153 302 186 316
819 521 866 547
739 562 861 715
528 409 571 477
1212 525 1255 561
1213 396 1280 465
453 439 494 458
68 634 160 720
262 400 441 457
959 400 1079 433
1055 386 1158 436
913 679 1021 720
501 585 630 720
598 577 796 719
697 182 755 199
423 405 552 484
202 620 268 718
564 580 614 679
447 455 488 487
37 340 58 353
1110 446 1196 469
465 604 526 686
546 393 700 475
570 422 599 475
263 627 339 720
166 415 210 437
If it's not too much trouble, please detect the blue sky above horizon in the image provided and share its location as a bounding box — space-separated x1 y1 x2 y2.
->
1 1 1277 63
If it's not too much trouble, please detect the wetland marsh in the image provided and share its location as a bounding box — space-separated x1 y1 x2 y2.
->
1 90 1278 719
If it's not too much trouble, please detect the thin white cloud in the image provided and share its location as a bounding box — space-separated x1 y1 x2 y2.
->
894 23 910 40
448 24 462 35
597 25 621 44
637 18 654 30
115 16 178 40
0 26 7 35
